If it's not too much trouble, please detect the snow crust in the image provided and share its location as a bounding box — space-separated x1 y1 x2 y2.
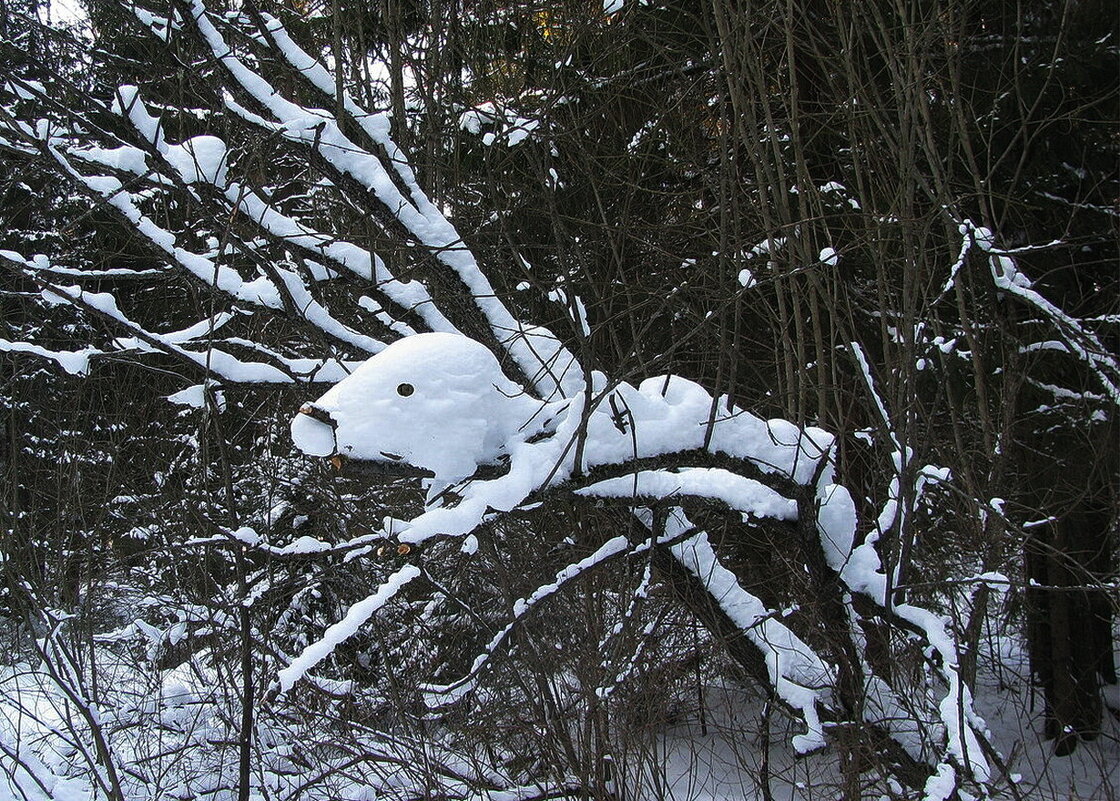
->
293 344 834 547
164 135 228 186
166 382 225 411
0 337 99 376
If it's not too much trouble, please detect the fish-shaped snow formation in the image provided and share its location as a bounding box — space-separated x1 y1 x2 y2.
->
292 331 839 496
291 333 542 482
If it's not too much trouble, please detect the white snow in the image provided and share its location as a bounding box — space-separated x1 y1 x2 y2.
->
815 482 858 571
292 333 543 481
191 1 571 397
278 563 421 692
166 383 226 411
923 762 957 801
163 135 229 186
0 338 100 375
459 102 540 147
576 468 798 521
113 84 164 148
38 282 319 384
664 513 833 754
1 8 1071 797
70 143 149 174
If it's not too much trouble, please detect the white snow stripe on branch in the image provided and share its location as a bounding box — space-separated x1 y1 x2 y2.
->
664 511 833 754
838 524 991 782
230 186 455 334
278 563 422 692
0 338 102 376
188 0 577 396
575 467 798 521
423 536 629 705
41 281 290 383
963 221 1120 405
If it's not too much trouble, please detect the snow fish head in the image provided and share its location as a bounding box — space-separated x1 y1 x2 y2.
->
291 333 539 481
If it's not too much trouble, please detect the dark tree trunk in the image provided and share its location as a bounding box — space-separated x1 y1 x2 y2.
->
1026 502 1117 754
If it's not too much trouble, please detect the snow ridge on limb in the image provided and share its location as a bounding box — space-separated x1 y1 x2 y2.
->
108 80 438 343
0 78 397 366
421 535 630 707
0 336 102 376
2 252 355 383
574 467 798 521
966 220 1120 405
246 5 585 401
815 467 993 791
77 7 456 340
655 509 834 754
848 341 952 583
840 341 989 792
277 563 422 692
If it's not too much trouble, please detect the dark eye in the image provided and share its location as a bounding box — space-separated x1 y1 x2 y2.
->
396 382 414 397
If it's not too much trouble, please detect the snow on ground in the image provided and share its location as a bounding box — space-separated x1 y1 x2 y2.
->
0 626 1115 800
641 682 844 801
639 636 1119 801
973 635 1120 801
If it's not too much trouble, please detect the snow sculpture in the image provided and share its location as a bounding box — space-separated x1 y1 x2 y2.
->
291 332 542 482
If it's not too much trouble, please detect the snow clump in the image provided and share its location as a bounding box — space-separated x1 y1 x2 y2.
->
291 333 541 482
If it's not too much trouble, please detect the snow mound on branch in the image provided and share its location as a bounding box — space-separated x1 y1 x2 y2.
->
291 333 541 481
164 136 229 187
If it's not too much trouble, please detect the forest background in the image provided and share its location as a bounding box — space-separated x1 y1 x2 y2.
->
0 1 1117 800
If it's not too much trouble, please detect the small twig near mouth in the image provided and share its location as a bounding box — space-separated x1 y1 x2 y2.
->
298 403 336 428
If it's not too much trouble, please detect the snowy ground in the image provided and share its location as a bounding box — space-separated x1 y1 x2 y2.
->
646 636 1119 801
973 636 1119 801
0 630 1115 800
